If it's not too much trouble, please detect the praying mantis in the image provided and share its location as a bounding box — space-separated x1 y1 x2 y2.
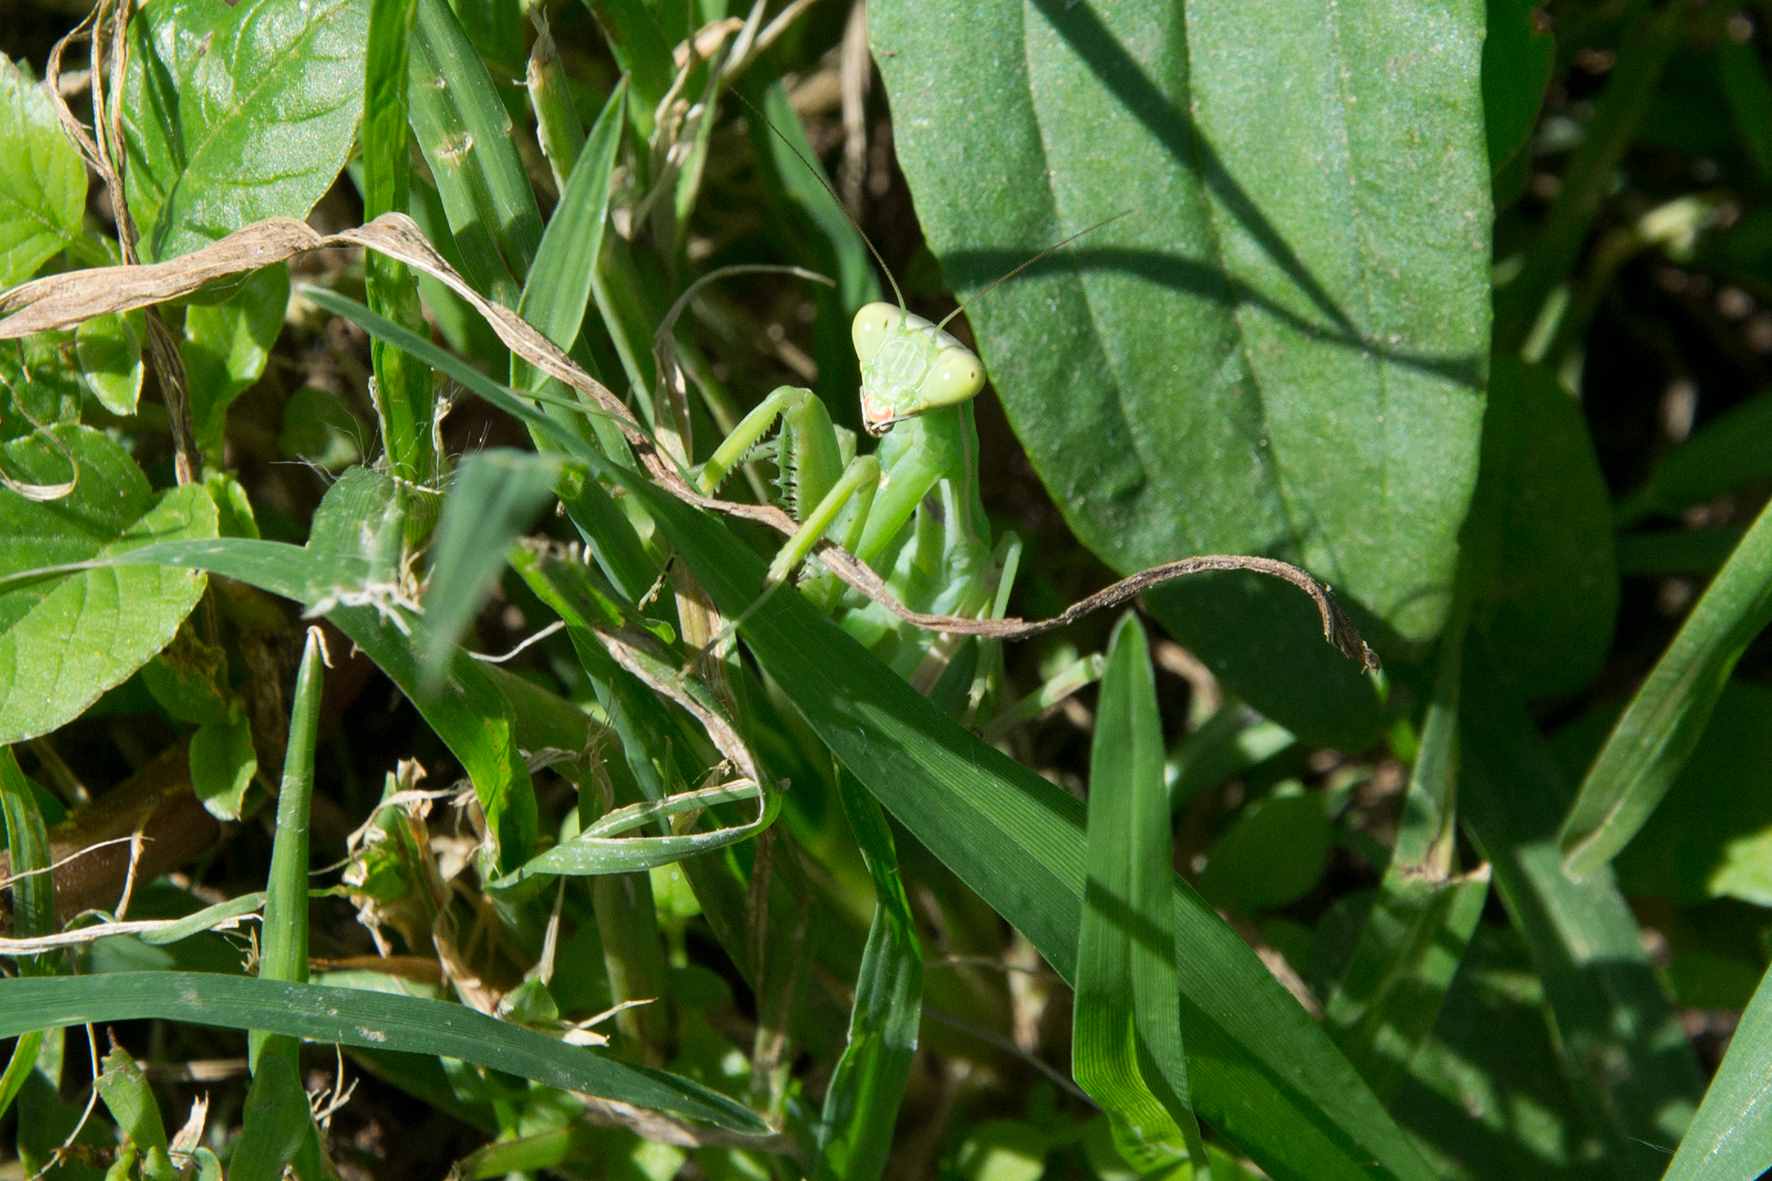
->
691 287 1007 685
676 107 1373 700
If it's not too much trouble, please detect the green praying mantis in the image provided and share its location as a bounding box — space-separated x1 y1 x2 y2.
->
677 107 1374 700
692 286 1006 685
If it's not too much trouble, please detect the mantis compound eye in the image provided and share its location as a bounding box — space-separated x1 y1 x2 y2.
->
919 347 986 409
850 302 901 364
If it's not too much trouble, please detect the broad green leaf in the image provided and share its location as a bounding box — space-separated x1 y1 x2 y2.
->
74 311 144 417
0 332 82 440
0 55 86 287
182 266 289 455
1074 615 1204 1172
277 386 366 471
1662 960 1772 1180
1616 390 1772 526
1 466 537 874
1614 682 1772 907
1723 37 1772 185
1559 495 1772 877
122 0 368 262
0 425 216 743
1483 0 1555 174
871 0 1491 746
1461 653 1703 1171
0 972 764 1133
1468 360 1616 699
140 623 235 731
1198 788 1333 913
188 713 257 822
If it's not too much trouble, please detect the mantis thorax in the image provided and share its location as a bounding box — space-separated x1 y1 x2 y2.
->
850 302 985 436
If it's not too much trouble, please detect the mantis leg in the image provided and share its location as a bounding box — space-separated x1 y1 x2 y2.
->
695 384 883 589
695 386 843 508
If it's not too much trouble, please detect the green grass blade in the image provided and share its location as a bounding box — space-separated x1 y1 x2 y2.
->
499 782 779 880
420 449 561 684
814 773 923 1181
527 21 586 191
1326 617 1488 1100
0 972 764 1132
235 627 327 1180
512 79 652 568
0 748 54 961
1615 392 1772 527
515 79 625 391
0 747 52 1122
1560 496 1772 877
409 0 542 305
138 893 268 946
1661 960 1772 1179
96 1046 175 1179
231 1046 312 1181
362 0 434 483
260 629 323 991
582 0 673 140
1493 1 1682 351
1074 614 1206 1174
1462 651 1704 1171
607 473 1438 1181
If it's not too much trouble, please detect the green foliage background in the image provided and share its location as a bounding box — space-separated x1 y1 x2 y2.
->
0 0 1769 1178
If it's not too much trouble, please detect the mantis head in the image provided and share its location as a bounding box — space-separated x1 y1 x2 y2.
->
850 302 985 435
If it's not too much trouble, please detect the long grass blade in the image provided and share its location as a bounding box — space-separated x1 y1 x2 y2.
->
1661 959 1772 1179
1074 614 1207 1174
1326 614 1488 1099
1560 497 1772 877
0 747 52 1122
234 629 327 1181
0 972 764 1132
813 773 923 1181
1462 651 1703 1171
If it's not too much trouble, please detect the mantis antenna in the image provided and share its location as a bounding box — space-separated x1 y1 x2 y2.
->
933 210 1133 334
734 89 907 310
736 89 1131 334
